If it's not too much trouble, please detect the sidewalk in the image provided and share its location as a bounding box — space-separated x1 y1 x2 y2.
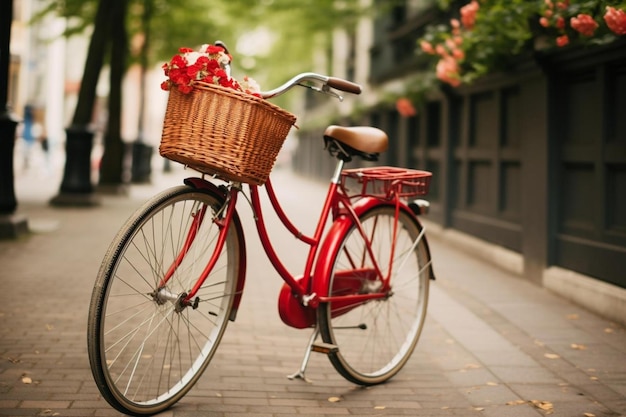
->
0 162 625 417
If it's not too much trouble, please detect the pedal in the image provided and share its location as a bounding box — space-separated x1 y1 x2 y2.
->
311 342 338 354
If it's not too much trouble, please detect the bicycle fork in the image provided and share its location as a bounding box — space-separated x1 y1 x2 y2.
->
154 189 239 311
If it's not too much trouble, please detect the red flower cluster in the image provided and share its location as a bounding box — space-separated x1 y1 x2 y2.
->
605 6 626 35
161 44 261 97
419 1 479 87
460 0 480 30
540 1 626 47
571 13 599 36
396 98 417 118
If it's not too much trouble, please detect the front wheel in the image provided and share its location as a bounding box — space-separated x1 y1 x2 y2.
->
87 185 243 415
318 204 431 385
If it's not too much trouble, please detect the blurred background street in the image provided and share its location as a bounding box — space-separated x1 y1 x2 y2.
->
1 159 625 416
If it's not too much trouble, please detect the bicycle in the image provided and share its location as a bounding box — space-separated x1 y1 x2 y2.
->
87 71 436 416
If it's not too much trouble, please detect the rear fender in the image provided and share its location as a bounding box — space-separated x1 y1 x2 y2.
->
312 197 397 297
183 177 247 321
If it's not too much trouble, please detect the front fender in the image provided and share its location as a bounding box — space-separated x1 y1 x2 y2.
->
184 177 247 321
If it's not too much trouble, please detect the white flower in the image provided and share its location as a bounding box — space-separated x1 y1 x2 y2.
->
218 52 231 66
241 76 261 94
184 51 203 65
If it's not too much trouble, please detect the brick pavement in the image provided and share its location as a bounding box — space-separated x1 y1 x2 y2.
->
0 162 625 417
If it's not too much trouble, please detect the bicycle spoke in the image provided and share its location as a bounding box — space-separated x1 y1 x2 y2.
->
319 205 430 385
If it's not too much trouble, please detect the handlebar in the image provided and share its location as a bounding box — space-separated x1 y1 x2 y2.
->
260 72 362 100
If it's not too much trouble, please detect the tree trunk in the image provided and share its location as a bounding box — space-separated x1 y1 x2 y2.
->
131 0 154 184
98 0 129 190
51 0 113 206
0 0 18 215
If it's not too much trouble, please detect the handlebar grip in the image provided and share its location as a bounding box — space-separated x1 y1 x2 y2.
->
327 77 362 95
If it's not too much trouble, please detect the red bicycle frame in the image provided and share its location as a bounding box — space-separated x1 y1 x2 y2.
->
156 171 412 324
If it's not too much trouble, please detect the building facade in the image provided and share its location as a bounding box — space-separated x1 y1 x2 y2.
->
292 0 626 325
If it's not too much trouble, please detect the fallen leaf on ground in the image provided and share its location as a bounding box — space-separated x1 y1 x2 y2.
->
328 397 341 403
40 410 61 416
530 400 554 414
571 343 587 350
544 353 560 359
474 407 484 411
486 381 498 386
583 413 595 417
374 406 386 410
506 400 526 405
21 376 32 384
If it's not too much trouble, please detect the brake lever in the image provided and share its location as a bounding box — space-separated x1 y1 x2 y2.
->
297 82 344 102
322 84 344 101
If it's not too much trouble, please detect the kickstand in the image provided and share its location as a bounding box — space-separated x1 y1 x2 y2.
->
287 327 319 383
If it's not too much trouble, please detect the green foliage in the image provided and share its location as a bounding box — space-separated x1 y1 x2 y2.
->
217 0 366 87
31 0 98 36
33 0 367 93
34 0 365 61
460 0 538 81
417 0 626 89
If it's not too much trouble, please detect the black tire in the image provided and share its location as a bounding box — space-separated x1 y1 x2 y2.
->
318 204 430 385
87 185 242 415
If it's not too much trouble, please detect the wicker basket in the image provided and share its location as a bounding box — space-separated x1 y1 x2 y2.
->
160 82 297 185
340 166 432 199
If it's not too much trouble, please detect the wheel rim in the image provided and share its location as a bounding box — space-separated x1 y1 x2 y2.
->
321 207 429 383
94 191 237 410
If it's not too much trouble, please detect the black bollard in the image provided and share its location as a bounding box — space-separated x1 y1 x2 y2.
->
131 141 153 184
0 111 28 238
0 112 18 214
0 0 28 238
49 125 101 206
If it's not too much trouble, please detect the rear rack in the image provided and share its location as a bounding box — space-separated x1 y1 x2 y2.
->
340 166 432 200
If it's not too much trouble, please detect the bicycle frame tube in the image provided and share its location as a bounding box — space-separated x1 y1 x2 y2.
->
332 192 386 287
250 172 399 307
249 177 339 298
157 185 240 303
311 195 415 301
158 204 209 288
184 190 239 301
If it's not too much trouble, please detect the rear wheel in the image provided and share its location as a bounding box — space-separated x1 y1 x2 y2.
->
87 186 242 415
318 204 430 385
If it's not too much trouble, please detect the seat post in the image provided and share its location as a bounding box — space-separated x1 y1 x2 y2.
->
330 159 345 184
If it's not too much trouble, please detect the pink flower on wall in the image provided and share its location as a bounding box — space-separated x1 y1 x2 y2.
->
460 1 480 30
420 41 435 54
436 56 461 87
571 14 599 36
396 98 417 118
556 34 570 46
604 6 626 35
417 1 626 91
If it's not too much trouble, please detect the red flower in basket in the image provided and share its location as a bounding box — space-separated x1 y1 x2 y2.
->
161 44 262 97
